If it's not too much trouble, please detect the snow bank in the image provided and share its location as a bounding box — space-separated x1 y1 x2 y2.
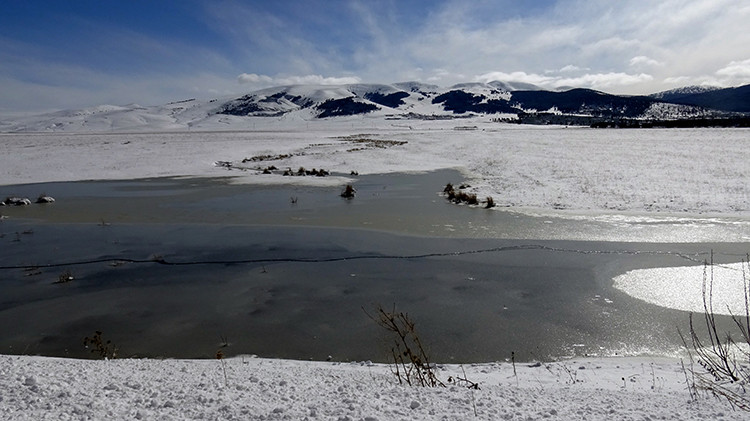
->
2 354 745 420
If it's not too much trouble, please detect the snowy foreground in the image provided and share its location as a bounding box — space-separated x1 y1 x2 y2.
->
2 354 746 420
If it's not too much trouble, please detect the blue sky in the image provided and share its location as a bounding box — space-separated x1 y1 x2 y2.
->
2 0 749 112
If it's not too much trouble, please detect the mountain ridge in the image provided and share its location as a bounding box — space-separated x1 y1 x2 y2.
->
651 84 750 113
2 81 749 132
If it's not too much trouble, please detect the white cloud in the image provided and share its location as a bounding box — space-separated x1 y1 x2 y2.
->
237 73 361 87
277 75 362 85
663 75 725 88
424 68 468 83
663 76 693 85
579 37 642 58
475 71 553 86
558 65 588 73
525 25 583 51
401 1 749 93
475 70 652 91
629 56 662 68
237 73 273 84
716 58 750 81
662 58 750 88
5 0 750 111
556 72 654 90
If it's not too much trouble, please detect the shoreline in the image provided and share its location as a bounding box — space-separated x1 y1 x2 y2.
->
4 167 750 221
2 126 749 218
3 171 750 243
3 352 747 420
5 174 750 221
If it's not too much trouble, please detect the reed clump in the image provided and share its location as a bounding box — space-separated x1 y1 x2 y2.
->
443 183 492 207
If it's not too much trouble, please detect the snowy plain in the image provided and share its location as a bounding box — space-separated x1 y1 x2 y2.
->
2 115 749 218
2 114 750 419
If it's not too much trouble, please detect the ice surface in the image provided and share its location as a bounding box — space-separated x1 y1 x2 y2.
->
614 262 749 315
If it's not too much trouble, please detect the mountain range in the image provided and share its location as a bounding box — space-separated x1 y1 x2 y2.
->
2 81 749 132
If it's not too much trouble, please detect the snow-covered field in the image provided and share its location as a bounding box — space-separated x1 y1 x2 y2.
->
2 354 746 420
2 116 750 419
2 116 749 217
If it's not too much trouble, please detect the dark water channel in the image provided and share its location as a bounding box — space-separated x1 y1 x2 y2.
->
1 170 747 362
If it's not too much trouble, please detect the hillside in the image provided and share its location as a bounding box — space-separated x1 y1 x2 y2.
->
2 81 749 132
651 84 750 113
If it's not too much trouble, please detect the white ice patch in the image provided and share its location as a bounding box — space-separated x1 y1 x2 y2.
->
613 263 749 315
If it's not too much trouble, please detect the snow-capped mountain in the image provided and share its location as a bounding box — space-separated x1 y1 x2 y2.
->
1 81 748 132
650 85 722 100
651 84 750 113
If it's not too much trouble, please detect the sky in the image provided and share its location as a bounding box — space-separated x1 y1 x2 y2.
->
2 0 750 112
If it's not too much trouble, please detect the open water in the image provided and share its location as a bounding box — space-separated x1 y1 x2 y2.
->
1 170 747 362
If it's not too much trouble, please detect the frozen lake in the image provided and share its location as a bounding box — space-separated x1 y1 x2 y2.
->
2 170 747 362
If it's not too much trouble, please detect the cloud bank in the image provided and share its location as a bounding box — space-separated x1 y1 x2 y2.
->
214 0 750 96
2 0 750 111
237 73 361 87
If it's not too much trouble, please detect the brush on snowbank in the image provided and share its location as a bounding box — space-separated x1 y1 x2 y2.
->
681 254 750 411
367 304 444 387
366 304 479 390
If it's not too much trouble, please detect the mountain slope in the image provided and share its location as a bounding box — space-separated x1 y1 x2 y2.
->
511 89 656 117
650 85 722 100
654 85 750 112
2 82 749 132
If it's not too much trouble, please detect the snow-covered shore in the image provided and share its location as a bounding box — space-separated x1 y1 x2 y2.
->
2 118 749 218
2 353 745 420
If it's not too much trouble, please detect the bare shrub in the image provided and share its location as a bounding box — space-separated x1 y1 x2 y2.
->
681 254 750 411
83 331 118 359
367 305 444 387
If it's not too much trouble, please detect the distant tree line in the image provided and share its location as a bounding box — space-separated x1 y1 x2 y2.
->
513 112 750 128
